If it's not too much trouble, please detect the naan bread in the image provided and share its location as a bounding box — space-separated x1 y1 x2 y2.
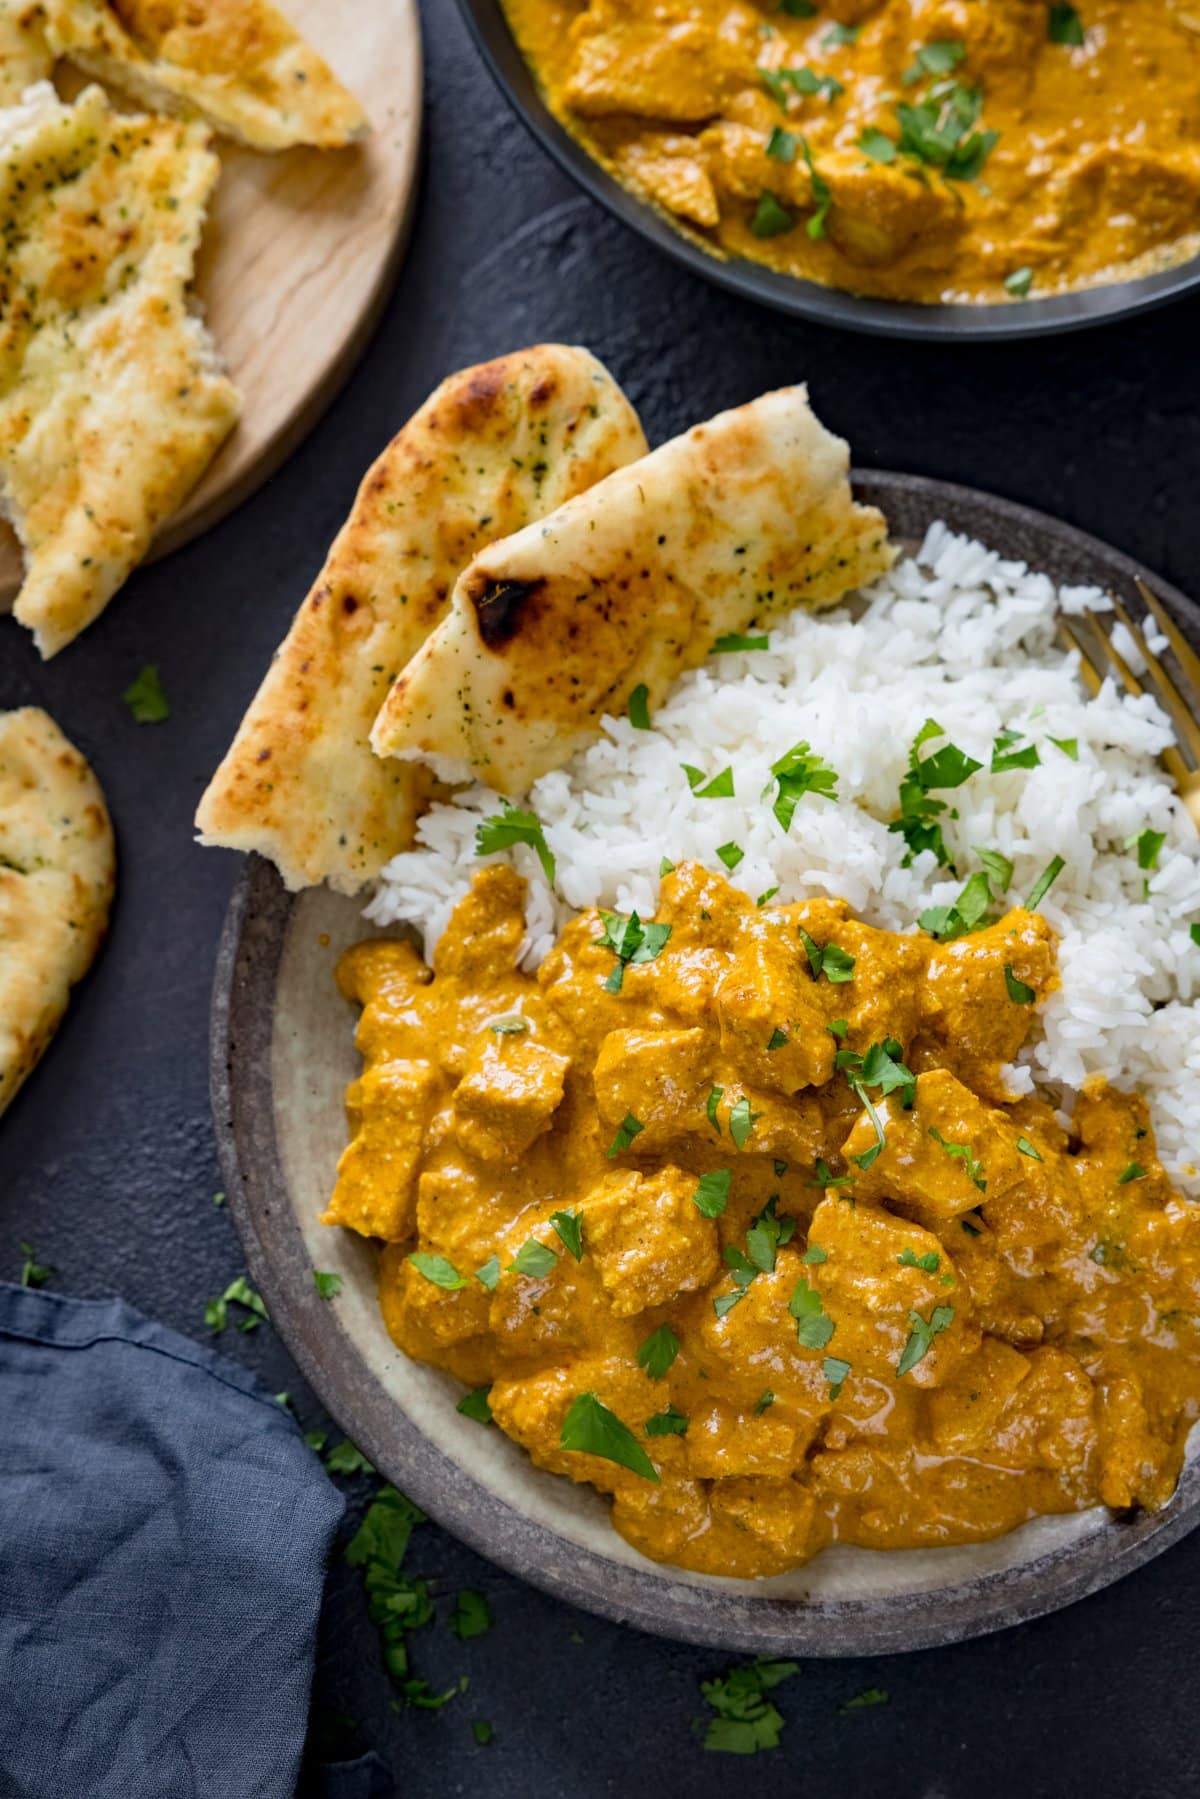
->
195 346 647 895
0 82 240 657
0 708 115 1117
42 0 367 149
0 0 51 101
370 384 894 794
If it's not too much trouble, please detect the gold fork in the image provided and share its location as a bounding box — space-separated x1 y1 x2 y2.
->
1057 578 1200 829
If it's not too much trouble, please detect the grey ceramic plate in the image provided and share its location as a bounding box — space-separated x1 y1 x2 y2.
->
455 0 1200 343
211 471 1200 1655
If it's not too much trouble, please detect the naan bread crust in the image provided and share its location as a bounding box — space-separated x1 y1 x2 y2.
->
0 0 52 101
0 708 115 1117
370 384 894 793
43 0 367 149
0 82 240 657
195 346 647 895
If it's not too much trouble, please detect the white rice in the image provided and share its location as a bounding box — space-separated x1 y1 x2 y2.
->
367 523 1200 1192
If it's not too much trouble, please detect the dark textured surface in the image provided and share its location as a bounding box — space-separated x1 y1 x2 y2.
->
2 2 1200 1793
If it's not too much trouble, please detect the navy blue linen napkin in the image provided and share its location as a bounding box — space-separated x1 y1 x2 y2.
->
0 1281 345 1799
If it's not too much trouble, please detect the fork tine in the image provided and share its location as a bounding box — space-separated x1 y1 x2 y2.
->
1136 577 1200 704
1082 607 1193 785
1110 593 1200 769
1057 618 1102 696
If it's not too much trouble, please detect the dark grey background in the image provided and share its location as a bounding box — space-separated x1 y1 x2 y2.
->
2 4 1199 1794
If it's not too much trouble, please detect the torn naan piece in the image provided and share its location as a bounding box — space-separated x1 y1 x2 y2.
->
370 384 893 793
0 708 115 1118
0 82 240 657
42 0 367 149
194 345 647 895
0 0 52 101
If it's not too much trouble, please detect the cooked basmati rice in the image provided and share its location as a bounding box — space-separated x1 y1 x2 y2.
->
367 522 1200 1192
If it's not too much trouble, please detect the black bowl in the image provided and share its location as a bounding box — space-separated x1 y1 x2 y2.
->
456 0 1200 343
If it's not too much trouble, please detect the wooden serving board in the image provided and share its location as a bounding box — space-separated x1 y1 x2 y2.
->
0 0 423 609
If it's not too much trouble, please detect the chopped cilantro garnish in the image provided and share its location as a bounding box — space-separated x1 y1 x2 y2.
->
843 1687 890 1712
823 1355 851 1398
475 1254 501 1290
1016 1136 1043 1161
683 763 736 798
898 1246 940 1273
1192 923 1200 949
895 82 998 181
645 1407 689 1437
451 1589 493 1640
475 800 556 884
326 1439 375 1477
799 927 856 983
707 1085 725 1132
508 1239 558 1278
729 1094 763 1149
1005 267 1033 297
890 719 981 868
1004 964 1036 1005
754 1389 776 1414
693 1168 732 1217
1027 853 1065 909
718 841 745 871
560 1391 658 1482
205 1274 268 1332
976 848 1013 892
123 663 170 723
700 1658 799 1755
607 1113 644 1156
550 1209 585 1261
313 1270 343 1300
896 1304 954 1377
801 1243 828 1264
747 1196 796 1273
1048 3 1084 45
18 1242 55 1288
765 125 796 163
1049 735 1078 759
345 1486 446 1708
490 1015 528 1035
811 1157 854 1190
902 39 965 84
1117 1162 1146 1185
409 1252 468 1290
767 1026 789 1051
823 21 858 44
919 869 996 940
637 1323 681 1380
713 631 771 652
757 887 780 907
1131 828 1166 872
991 727 1041 773
456 1387 493 1425
595 909 672 992
472 1720 493 1746
789 1276 834 1349
750 190 795 238
769 740 839 831
798 135 832 237
628 683 651 729
929 1127 987 1190
859 126 896 162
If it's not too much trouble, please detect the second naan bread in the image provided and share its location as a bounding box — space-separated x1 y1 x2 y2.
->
0 82 240 657
0 708 115 1118
370 385 893 794
43 0 367 149
195 346 647 894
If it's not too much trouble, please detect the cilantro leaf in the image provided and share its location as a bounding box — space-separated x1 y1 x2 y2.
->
859 126 897 162
898 1246 941 1273
560 1392 659 1482
508 1239 558 1279
489 1015 527 1035
729 1094 763 1150
18 1242 55 1288
1005 267 1034 298
123 663 170 723
326 1439 375 1477
799 927 856 983
766 125 796 163
929 1126 987 1191
1117 1162 1146 1185
607 1113 644 1156
628 683 651 729
693 1168 732 1217
798 134 832 236
789 1276 835 1349
1016 1135 1043 1161
475 800 556 884
706 1085 724 1133
896 1304 955 1377
991 728 1041 773
713 631 771 653
645 1407 689 1437
1048 3 1084 45
313 1270 343 1300
345 1486 444 1706
475 1254 501 1290
976 848 1014 892
769 741 839 831
409 1252 468 1290
1027 853 1065 910
1132 828 1166 872
595 910 672 993
890 720 981 867
456 1387 493 1425
823 1355 851 1397
451 1590 493 1641
682 763 736 799
750 191 795 238
550 1209 584 1261
700 1658 799 1755
637 1323 681 1380
1004 964 1036 1005
718 841 745 871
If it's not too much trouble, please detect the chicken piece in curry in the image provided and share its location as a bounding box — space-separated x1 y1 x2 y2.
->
500 0 1200 305
326 862 1200 1579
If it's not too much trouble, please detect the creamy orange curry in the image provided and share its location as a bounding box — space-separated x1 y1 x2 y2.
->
500 0 1200 304
325 861 1200 1579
